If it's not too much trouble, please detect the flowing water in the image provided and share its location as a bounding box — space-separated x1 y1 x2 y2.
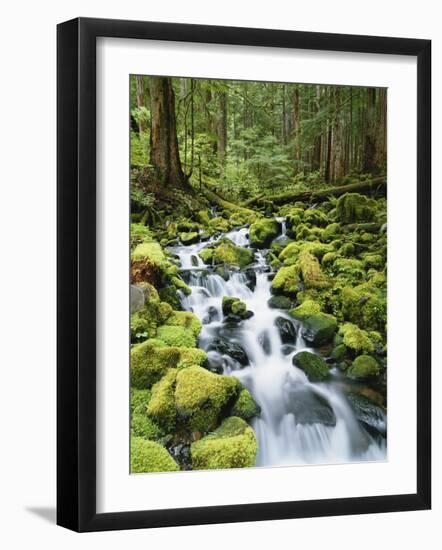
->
168 223 386 467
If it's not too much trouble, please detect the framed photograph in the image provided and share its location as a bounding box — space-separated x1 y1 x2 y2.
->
57 17 431 532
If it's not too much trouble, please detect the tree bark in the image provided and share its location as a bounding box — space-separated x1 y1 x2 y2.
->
135 76 146 134
149 76 186 188
292 86 301 172
218 91 227 171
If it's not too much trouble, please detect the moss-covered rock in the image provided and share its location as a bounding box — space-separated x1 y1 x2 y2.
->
301 313 338 346
209 238 254 268
271 265 300 297
156 325 197 348
180 231 200 245
131 388 152 414
339 323 374 354
330 343 347 362
131 436 179 473
289 299 321 320
222 296 250 319
146 369 177 432
249 218 280 248
322 251 339 267
209 216 230 233
336 193 377 224
164 311 202 338
267 295 293 309
191 417 257 470
292 351 330 382
346 355 380 380
231 389 261 420
196 210 210 226
303 208 329 227
131 411 163 440
131 241 165 264
298 250 330 289
131 339 207 389
362 254 384 270
322 223 341 242
175 366 240 433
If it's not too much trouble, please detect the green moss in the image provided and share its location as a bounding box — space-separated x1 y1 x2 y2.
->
130 388 152 414
199 248 214 264
170 276 192 296
131 411 163 440
131 223 153 247
131 241 165 264
210 238 254 268
271 265 300 297
336 193 377 223
180 231 200 245
289 299 321 320
249 218 280 248
164 311 202 338
222 296 248 318
362 254 384 269
131 436 179 473
197 210 210 226
191 417 257 470
347 355 380 380
298 250 330 289
131 340 206 389
333 258 366 280
339 242 355 257
339 323 374 354
322 223 341 242
303 209 329 227
339 286 386 332
156 325 197 348
301 313 338 346
292 351 330 382
230 389 261 420
147 370 177 432
175 366 240 433
322 252 339 267
267 295 293 309
331 343 347 362
209 216 230 233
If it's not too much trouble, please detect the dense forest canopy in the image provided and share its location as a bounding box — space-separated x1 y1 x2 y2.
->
130 75 386 211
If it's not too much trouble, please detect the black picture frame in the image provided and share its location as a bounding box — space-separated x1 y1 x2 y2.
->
57 17 431 532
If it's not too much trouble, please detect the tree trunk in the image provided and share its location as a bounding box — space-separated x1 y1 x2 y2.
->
292 86 301 172
149 76 186 188
135 76 146 134
218 91 227 171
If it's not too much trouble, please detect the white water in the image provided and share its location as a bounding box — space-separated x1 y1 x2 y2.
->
170 224 386 467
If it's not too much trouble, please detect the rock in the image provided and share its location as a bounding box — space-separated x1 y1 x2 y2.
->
222 296 253 321
339 323 374 354
292 351 330 382
336 193 377 223
146 370 177 431
346 392 386 437
267 295 293 309
202 305 219 325
167 442 191 470
346 355 380 380
244 268 257 291
230 389 261 420
190 254 199 266
271 265 301 297
258 331 272 354
286 385 336 426
298 250 330 289
131 436 179 473
180 231 200 245
130 285 145 313
191 417 257 470
281 344 296 356
211 238 254 268
156 325 197 348
175 366 240 432
249 218 280 248
275 316 297 344
206 338 249 366
289 300 321 320
301 313 338 346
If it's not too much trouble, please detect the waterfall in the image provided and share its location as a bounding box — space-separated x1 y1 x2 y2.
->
169 224 386 467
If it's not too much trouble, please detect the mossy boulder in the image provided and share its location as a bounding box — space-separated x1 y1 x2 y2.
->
231 389 261 420
175 366 240 432
336 193 377 223
303 208 329 227
267 295 293 309
210 238 254 268
301 313 338 346
131 411 163 441
146 369 177 431
271 265 300 297
321 252 339 267
131 436 179 473
222 296 251 319
249 218 280 248
298 250 330 289
208 216 230 233
191 417 257 470
289 299 321 320
164 311 202 338
130 339 207 389
322 223 341 242
196 210 210 226
292 351 330 382
156 325 197 348
339 323 374 354
131 241 165 264
346 355 380 380
180 231 200 245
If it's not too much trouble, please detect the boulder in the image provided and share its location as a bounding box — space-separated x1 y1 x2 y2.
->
346 355 380 380
230 389 261 420
206 338 249 367
130 436 179 473
274 316 297 344
292 351 330 382
249 218 280 248
286 385 336 426
301 313 338 346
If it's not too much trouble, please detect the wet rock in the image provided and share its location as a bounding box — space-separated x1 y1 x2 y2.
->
346 393 387 437
180 231 200 245
167 442 192 470
205 352 225 374
281 344 296 356
301 313 338 346
190 255 199 267
202 306 219 325
292 351 330 382
206 338 249 366
244 268 257 291
275 316 297 344
258 331 272 354
268 295 293 310
130 285 145 314
286 385 336 427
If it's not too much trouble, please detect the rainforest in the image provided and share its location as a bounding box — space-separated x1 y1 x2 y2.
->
129 75 387 474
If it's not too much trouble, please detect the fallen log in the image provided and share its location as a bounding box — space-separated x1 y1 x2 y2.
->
247 178 387 207
200 184 256 216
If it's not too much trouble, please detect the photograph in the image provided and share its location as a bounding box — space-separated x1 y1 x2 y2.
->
129 75 388 474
